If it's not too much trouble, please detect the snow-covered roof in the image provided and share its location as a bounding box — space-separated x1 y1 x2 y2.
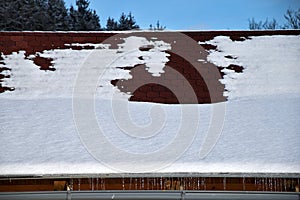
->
0 31 299 176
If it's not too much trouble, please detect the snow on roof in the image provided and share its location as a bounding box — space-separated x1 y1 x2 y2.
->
0 34 299 175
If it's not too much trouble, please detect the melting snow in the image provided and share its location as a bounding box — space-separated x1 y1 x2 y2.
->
205 35 300 99
0 35 299 175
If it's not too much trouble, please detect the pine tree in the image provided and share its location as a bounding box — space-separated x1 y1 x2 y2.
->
47 0 69 31
117 12 139 30
118 12 128 30
31 0 49 30
0 0 67 31
0 0 22 30
68 5 78 30
71 0 100 31
127 12 139 30
106 17 118 31
17 0 39 30
0 0 101 31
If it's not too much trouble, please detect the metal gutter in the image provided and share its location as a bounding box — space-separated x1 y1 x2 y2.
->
0 191 299 200
1 172 300 180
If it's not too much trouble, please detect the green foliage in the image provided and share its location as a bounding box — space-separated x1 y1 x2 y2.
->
47 0 69 30
66 0 100 31
106 12 139 31
106 17 118 31
0 0 100 31
0 0 157 31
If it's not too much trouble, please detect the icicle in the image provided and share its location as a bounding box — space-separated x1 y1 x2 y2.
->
96 178 99 190
122 177 125 190
279 178 283 192
179 178 184 191
146 178 150 190
129 177 132 190
149 178 152 190
141 177 145 190
188 177 191 190
78 178 81 191
296 178 300 192
135 178 138 190
197 177 200 190
284 178 287 192
165 178 171 190
223 177 226 191
100 178 105 190
104 178 106 190
157 177 160 189
258 178 262 191
69 179 73 191
242 177 246 191
202 177 206 190
191 177 194 190
139 178 142 190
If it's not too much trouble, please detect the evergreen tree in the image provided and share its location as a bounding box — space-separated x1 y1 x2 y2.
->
71 0 100 31
31 0 49 30
0 0 22 30
118 12 128 30
127 12 139 30
117 12 139 30
0 0 101 31
47 0 69 30
106 17 118 31
17 0 40 30
68 5 78 30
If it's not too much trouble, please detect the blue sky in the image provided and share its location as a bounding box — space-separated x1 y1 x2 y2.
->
64 0 300 30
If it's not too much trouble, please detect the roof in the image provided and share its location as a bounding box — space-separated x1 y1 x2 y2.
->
0 31 299 176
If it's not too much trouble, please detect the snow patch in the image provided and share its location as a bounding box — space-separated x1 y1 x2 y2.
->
118 36 171 76
0 36 171 99
205 35 300 100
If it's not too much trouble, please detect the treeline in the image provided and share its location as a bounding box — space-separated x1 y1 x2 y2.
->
249 8 300 30
0 0 143 31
